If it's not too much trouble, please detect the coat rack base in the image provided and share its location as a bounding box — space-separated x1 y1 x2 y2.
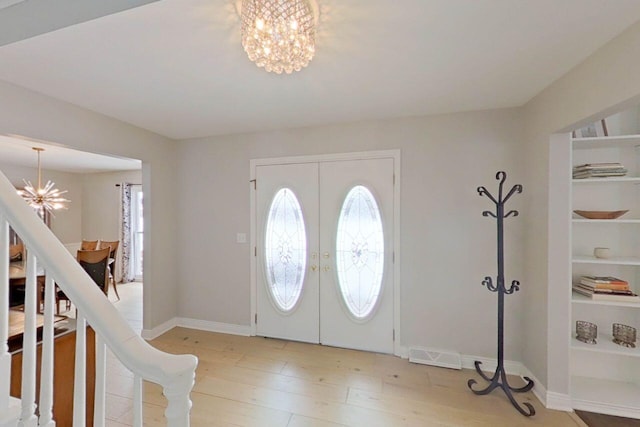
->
468 360 535 416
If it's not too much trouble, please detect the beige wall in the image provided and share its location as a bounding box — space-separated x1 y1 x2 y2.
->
523 21 640 393
81 170 142 242
176 108 527 358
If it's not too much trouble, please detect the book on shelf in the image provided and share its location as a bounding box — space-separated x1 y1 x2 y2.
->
573 171 627 179
580 275 628 285
574 284 632 294
579 280 629 291
572 163 627 179
572 286 640 302
573 163 626 170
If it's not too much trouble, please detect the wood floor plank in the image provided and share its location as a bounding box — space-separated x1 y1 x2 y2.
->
194 376 426 426
287 414 349 427
348 387 515 426
189 392 292 427
280 362 383 393
118 329 586 427
205 364 349 403
235 354 288 373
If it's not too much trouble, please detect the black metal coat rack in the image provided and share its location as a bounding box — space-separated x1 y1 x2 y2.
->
467 171 535 417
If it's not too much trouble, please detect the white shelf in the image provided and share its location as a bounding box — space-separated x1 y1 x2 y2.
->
568 133 640 418
572 218 640 224
572 255 640 266
572 292 640 308
573 176 640 183
573 135 640 149
572 376 640 418
572 332 640 357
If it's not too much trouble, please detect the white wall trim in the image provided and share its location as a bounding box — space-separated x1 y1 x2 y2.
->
141 317 177 340
249 150 402 355
142 317 251 340
176 317 251 336
546 392 573 412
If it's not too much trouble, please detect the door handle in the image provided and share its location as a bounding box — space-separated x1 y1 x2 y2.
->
323 265 331 272
311 265 318 272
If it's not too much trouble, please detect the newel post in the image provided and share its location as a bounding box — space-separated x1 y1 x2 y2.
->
162 368 196 427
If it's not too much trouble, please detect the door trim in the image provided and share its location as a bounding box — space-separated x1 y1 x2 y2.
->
250 150 402 356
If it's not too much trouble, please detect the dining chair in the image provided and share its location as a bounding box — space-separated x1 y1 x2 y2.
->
97 240 120 300
56 247 111 314
81 239 98 250
9 242 24 262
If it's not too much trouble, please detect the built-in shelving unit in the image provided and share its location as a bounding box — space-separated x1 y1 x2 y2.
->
569 134 640 418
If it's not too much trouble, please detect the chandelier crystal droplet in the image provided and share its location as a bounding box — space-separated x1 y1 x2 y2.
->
240 0 317 74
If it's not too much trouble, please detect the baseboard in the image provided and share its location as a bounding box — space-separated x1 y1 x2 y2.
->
546 391 573 412
176 317 251 336
141 317 177 340
142 317 251 339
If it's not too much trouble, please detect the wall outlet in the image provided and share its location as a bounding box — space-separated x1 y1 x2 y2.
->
236 233 247 244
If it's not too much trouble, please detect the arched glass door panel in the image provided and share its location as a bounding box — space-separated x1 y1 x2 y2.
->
264 188 307 312
335 185 384 320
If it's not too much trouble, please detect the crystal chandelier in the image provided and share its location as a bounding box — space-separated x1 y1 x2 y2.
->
17 147 69 215
240 0 318 74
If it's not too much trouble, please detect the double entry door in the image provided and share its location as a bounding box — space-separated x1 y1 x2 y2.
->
255 158 394 353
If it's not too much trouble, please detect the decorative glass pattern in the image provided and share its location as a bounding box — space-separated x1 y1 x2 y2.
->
336 186 384 319
265 188 307 311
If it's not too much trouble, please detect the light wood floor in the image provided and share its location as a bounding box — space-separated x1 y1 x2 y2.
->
100 285 586 427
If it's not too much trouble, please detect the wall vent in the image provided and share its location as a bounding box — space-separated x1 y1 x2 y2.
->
408 347 462 370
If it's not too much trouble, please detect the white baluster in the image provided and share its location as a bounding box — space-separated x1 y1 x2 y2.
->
163 371 195 427
18 251 38 427
73 312 87 427
0 217 9 412
38 276 55 427
93 334 106 427
133 375 143 426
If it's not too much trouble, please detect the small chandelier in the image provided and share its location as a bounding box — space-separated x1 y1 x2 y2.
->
17 147 69 215
240 0 318 74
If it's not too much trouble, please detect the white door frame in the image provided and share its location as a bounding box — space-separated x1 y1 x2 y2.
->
250 149 402 356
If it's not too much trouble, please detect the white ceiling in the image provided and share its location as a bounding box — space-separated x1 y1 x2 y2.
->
0 0 638 145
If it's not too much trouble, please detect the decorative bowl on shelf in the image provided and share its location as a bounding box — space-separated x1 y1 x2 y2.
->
573 210 629 220
612 323 636 348
576 321 597 344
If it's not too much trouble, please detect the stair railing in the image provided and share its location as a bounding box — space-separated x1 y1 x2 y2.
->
0 169 197 426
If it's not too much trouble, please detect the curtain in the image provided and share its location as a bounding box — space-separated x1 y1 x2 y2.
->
120 182 135 283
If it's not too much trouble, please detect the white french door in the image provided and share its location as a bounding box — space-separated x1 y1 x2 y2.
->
256 163 320 343
319 159 394 353
255 157 395 353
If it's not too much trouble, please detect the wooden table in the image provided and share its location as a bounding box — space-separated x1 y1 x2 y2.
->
9 260 46 310
9 310 95 426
